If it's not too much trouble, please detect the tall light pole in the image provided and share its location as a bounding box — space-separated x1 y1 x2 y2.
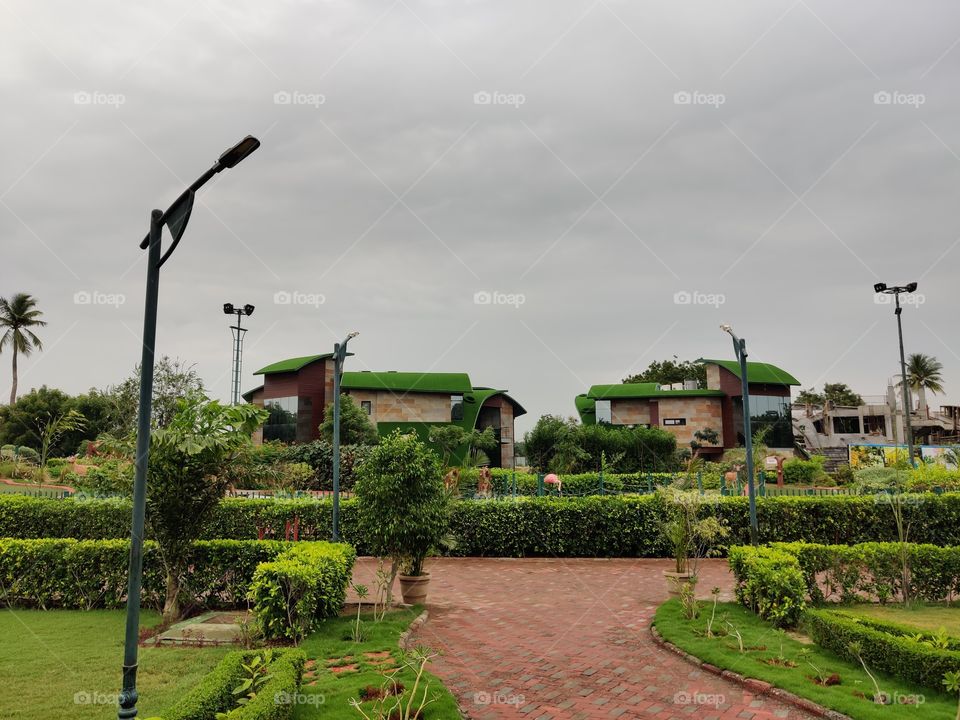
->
874 282 918 467
223 303 255 405
119 136 260 720
721 324 758 546
331 331 358 542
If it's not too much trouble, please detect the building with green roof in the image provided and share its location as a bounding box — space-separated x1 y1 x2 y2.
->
244 358 525 467
575 359 800 455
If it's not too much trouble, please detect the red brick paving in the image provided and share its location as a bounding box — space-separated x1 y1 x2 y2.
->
349 558 816 720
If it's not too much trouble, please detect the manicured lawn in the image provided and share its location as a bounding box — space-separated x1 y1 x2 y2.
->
655 599 957 720
0 609 230 719
293 608 459 719
845 602 960 637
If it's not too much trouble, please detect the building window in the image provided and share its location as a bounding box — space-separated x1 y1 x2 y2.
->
360 400 372 415
863 415 886 435
263 396 298 443
737 395 793 447
663 418 686 426
595 400 611 424
451 394 464 421
833 416 860 434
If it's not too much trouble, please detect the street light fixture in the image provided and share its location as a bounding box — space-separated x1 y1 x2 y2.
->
224 302 255 405
874 282 919 467
720 323 758 546
119 135 260 720
331 331 358 542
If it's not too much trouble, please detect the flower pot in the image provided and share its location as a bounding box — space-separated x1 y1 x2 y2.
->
398 573 431 605
663 570 695 596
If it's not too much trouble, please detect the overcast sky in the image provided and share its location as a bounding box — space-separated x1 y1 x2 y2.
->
3 0 959 435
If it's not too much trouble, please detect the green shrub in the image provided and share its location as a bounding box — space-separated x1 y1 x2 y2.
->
907 464 960 492
70 459 134 495
248 541 355 641
161 648 305 720
782 456 827 485
806 608 960 691
728 546 806 627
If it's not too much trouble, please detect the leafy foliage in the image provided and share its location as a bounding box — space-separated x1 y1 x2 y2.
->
319 394 379 446
795 382 864 407
105 355 206 436
728 545 806 627
0 292 46 405
622 358 706 388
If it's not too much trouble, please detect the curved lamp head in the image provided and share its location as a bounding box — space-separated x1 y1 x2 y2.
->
218 136 260 169
346 331 359 340
720 324 733 334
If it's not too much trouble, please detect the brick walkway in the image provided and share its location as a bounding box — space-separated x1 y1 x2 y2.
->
350 558 816 720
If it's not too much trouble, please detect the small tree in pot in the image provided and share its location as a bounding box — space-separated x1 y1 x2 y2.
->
659 488 728 596
355 430 449 605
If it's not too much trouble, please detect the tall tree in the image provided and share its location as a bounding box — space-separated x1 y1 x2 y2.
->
795 383 863 407
903 353 945 417
319 394 379 446
104 356 205 435
623 359 706 389
0 293 46 405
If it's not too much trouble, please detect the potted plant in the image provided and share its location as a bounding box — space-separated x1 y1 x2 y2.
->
355 430 450 605
659 488 729 595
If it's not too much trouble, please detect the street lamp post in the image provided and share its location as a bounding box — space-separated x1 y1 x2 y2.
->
874 282 919 467
223 303 255 405
720 324 758 546
331 331 358 542
119 136 260 720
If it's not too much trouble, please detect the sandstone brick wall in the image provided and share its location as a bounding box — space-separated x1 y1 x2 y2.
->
610 399 652 426
347 389 451 424
657 397 723 447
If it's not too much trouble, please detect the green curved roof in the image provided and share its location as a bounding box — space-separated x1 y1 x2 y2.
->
700 359 800 386
341 371 472 394
254 354 334 375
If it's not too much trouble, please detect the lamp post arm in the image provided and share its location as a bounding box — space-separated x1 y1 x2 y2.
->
138 162 224 250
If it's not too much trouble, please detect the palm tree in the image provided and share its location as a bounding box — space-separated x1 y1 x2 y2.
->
0 293 46 405
903 353 945 418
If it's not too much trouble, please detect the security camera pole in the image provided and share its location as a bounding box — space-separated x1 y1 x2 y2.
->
119 136 260 720
721 324 758 545
332 331 358 542
874 282 919 467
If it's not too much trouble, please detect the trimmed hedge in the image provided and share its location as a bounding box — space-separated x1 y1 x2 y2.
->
0 538 346 611
806 608 960 691
249 541 356 641
728 546 806 627
773 541 960 604
160 648 306 720
7 493 960 557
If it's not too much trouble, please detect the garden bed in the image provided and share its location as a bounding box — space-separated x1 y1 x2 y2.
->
654 599 956 719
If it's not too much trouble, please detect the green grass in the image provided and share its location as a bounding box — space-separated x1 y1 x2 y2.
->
293 608 459 720
845 602 960 637
0 608 230 719
655 599 958 720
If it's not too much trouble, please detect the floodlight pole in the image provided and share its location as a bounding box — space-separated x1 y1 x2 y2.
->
894 293 916 467
331 332 357 542
722 326 758 545
118 136 260 720
229 310 248 405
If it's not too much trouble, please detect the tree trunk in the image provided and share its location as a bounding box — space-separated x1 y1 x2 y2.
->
163 571 181 622
917 387 928 418
9 345 17 406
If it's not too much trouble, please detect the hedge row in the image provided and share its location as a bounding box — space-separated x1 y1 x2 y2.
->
806 609 960 691
158 648 306 720
6 493 960 557
728 546 806 627
0 538 340 611
773 541 960 605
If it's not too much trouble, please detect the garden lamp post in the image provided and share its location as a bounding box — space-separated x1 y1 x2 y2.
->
223 302 255 405
119 135 260 720
720 324 758 545
331 331 358 542
874 282 918 467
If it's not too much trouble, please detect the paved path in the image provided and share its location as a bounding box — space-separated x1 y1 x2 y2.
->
350 558 816 720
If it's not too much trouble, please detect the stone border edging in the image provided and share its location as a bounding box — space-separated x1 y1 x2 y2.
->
649 623 853 720
399 609 429 650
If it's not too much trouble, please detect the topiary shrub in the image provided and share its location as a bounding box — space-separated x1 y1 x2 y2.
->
728 545 806 627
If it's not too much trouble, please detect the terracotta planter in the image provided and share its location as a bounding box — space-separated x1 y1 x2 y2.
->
398 573 431 605
663 570 695 596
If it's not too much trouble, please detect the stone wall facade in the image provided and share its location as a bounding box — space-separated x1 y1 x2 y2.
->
347 389 451 424
610 399 652 426
656 397 723 447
